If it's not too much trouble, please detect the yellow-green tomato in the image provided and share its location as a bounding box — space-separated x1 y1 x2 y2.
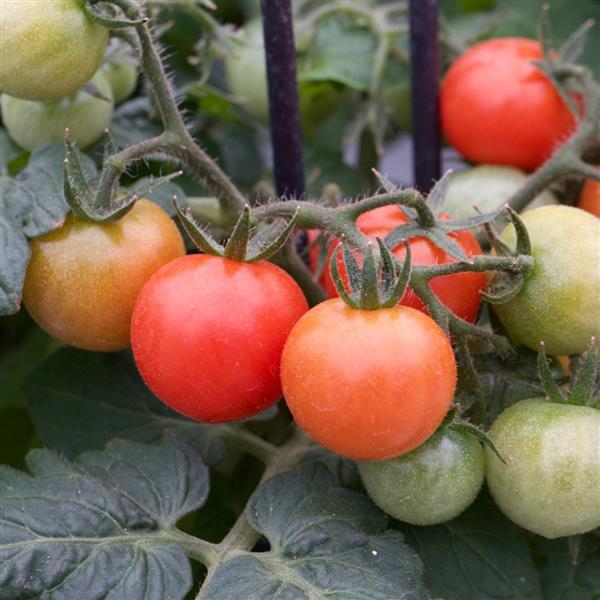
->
491 206 600 356
358 428 485 525
1 73 114 151
0 0 109 101
23 199 185 352
486 399 600 539
101 60 138 104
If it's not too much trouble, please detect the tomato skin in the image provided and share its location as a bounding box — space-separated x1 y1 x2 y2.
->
314 206 485 323
101 61 138 104
281 299 456 460
23 200 185 352
358 428 484 525
440 38 577 171
1 72 114 151
0 0 109 101
131 255 308 423
578 173 600 218
491 205 600 356
486 399 600 539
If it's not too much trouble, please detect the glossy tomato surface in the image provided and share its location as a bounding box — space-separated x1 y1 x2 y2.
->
314 206 485 322
0 0 108 101
440 38 577 171
131 255 308 423
492 205 600 356
281 299 457 460
23 199 185 352
486 399 600 539
358 427 485 525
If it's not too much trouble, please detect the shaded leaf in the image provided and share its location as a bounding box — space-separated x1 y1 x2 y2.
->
201 463 426 599
0 434 206 600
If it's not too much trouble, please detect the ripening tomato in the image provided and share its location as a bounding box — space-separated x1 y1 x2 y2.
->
440 38 578 171
312 206 485 323
0 0 109 101
281 299 457 460
578 171 600 218
23 200 185 352
131 255 308 423
486 399 600 538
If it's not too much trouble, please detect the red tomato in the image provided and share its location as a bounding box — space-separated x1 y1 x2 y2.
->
440 38 578 171
578 171 600 218
311 206 485 322
281 299 457 460
131 255 308 423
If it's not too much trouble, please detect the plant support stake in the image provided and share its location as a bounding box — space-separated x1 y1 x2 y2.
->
409 0 441 193
261 0 305 199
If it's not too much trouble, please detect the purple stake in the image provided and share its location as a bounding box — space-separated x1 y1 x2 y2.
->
261 0 305 199
409 0 441 193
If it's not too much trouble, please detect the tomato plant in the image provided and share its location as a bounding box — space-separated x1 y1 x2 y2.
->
486 398 600 538
1 72 114 151
358 426 485 525
0 0 108 101
313 206 486 323
281 298 456 460
491 205 600 356
131 254 308 423
440 38 578 171
23 199 185 352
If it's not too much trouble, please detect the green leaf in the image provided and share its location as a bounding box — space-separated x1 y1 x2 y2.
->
532 536 600 599
403 491 543 599
0 128 25 176
0 434 204 600
201 462 427 599
24 348 225 466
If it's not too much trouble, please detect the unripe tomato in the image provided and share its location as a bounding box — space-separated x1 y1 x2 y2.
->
100 61 138 104
1 72 114 151
131 255 308 423
486 399 600 539
281 299 457 461
313 206 486 323
23 200 185 352
491 206 600 356
358 427 485 525
0 0 109 101
578 171 600 218
440 38 577 171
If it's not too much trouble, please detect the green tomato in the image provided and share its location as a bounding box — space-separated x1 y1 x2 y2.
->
486 399 600 539
444 165 557 222
491 206 600 356
0 0 108 101
224 19 343 131
100 61 138 104
358 428 485 525
1 73 114 151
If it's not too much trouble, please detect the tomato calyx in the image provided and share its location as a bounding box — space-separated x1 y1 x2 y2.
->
329 238 412 310
482 206 534 304
83 0 147 29
63 136 182 223
175 202 300 262
538 339 599 407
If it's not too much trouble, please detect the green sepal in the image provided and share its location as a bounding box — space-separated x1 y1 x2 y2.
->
359 243 381 310
379 239 411 309
329 245 359 309
567 339 598 406
538 342 568 404
372 168 418 219
558 19 594 66
128 171 184 202
425 170 451 216
102 129 121 165
421 227 470 263
482 218 514 257
481 272 525 305
383 222 423 251
223 205 251 261
80 81 113 102
173 200 224 256
450 421 507 465
506 206 532 257
246 208 300 262
437 207 505 233
84 1 146 28
342 242 362 296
